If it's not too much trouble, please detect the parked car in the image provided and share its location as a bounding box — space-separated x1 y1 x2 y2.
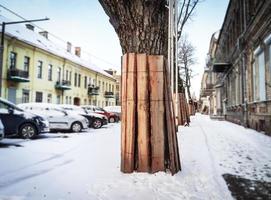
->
0 119 4 141
104 106 121 119
0 98 49 139
17 103 88 132
59 104 108 129
81 105 120 123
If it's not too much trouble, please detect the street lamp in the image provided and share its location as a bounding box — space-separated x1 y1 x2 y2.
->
0 17 49 97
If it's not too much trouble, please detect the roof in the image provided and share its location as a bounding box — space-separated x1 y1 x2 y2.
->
0 16 114 80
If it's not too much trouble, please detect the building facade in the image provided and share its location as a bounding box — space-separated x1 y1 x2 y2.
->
211 0 271 134
200 32 220 116
1 18 116 107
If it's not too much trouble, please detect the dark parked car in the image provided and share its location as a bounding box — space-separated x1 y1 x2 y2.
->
0 98 49 139
82 105 120 123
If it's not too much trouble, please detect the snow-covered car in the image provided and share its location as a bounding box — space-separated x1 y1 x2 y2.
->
0 98 49 139
82 105 120 123
0 119 4 141
104 106 121 119
59 104 108 129
17 103 88 132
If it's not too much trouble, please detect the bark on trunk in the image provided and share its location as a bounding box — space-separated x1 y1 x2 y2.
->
98 0 168 56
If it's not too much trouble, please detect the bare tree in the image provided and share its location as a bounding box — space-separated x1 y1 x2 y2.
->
177 0 201 40
178 36 196 100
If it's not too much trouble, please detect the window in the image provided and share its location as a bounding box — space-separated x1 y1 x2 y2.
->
88 77 92 86
9 52 17 69
57 67 61 82
35 92 43 102
37 61 43 79
56 95 61 104
84 76 87 89
69 96 72 104
0 101 9 114
22 89 30 103
66 70 69 81
69 71 72 81
24 56 30 72
48 64 53 81
65 96 69 104
74 73 77 86
253 49 266 101
47 94 52 103
78 74 81 87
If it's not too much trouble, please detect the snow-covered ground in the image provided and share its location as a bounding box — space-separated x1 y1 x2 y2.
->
0 114 270 200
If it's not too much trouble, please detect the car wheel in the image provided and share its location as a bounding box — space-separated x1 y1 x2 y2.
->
19 123 37 139
92 119 102 129
109 117 115 123
71 122 82 132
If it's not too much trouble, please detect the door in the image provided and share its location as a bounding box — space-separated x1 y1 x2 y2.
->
8 88 17 104
47 109 68 130
0 101 22 135
73 97 80 106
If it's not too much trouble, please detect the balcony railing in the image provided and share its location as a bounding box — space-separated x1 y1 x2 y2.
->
55 80 71 90
88 85 99 96
7 68 30 82
104 91 114 98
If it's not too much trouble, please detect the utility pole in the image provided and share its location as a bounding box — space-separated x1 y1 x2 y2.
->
0 17 49 97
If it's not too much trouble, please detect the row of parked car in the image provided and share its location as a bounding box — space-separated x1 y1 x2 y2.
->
0 97 121 140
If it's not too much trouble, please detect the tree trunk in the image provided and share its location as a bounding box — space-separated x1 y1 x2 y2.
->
99 0 181 175
98 0 168 56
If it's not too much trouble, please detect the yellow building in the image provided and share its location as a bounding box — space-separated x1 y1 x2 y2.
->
1 20 116 107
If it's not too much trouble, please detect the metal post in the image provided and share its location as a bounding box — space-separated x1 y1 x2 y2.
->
170 0 174 95
0 22 6 97
174 0 179 121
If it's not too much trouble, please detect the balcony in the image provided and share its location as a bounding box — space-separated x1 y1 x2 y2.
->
88 85 99 96
7 69 30 82
104 91 114 98
55 80 71 90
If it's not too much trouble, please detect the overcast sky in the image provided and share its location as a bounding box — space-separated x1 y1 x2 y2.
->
0 0 229 98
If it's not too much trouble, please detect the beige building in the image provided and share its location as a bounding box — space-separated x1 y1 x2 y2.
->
1 17 116 107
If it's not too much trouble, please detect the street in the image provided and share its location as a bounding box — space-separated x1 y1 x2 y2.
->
0 115 271 200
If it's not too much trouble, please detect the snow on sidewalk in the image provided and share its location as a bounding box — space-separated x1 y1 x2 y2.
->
0 115 270 200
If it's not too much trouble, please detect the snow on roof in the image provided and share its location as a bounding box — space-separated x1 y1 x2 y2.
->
0 16 114 79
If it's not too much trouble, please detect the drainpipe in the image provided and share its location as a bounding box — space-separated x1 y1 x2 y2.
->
242 53 248 127
95 72 98 106
62 59 66 104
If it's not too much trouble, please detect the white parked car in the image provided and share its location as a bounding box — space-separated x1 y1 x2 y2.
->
59 104 108 129
0 119 4 141
17 103 89 132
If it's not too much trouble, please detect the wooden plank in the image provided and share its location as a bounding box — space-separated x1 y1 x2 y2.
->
136 53 150 172
124 53 137 173
121 54 128 172
149 55 165 173
164 66 176 173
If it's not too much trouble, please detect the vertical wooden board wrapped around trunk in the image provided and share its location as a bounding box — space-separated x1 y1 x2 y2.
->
125 53 137 173
148 55 165 172
121 54 128 172
137 54 150 172
164 67 176 173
